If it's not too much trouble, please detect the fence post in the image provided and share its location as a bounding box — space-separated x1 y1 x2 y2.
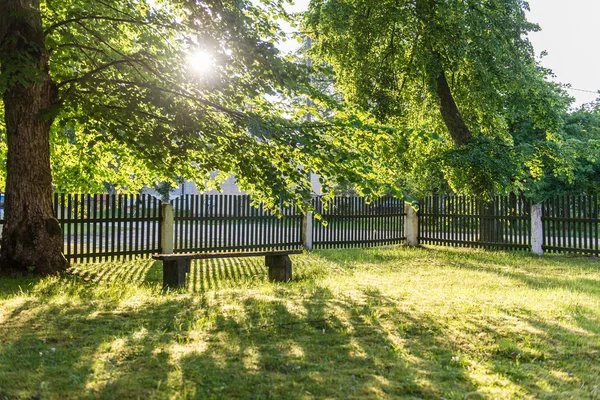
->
531 203 543 255
302 210 313 251
160 203 174 254
405 202 419 247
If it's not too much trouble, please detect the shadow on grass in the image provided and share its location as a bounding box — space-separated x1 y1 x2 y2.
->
0 275 45 299
310 246 600 397
0 289 184 398
185 258 266 293
67 257 266 292
466 304 600 398
451 256 600 298
176 286 478 399
70 256 328 293
0 270 479 398
1 248 599 398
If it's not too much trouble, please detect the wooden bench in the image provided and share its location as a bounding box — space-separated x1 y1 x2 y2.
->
152 250 303 288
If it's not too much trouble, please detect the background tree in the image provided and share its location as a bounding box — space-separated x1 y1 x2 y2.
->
523 98 600 201
304 0 563 199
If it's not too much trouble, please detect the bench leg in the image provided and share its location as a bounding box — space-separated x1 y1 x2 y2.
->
265 255 292 282
163 259 190 288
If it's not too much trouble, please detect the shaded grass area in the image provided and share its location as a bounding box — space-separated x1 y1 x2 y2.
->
1 246 599 399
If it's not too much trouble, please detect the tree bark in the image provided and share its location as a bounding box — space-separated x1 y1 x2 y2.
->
432 55 472 147
0 0 68 275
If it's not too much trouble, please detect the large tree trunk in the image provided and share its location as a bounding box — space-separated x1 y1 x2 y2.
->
0 0 68 275
430 53 472 147
434 62 472 147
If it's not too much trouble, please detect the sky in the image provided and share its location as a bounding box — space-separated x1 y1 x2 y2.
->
280 0 600 108
527 0 600 107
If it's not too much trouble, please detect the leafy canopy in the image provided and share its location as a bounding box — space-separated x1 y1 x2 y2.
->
523 99 600 201
0 0 401 208
304 0 574 199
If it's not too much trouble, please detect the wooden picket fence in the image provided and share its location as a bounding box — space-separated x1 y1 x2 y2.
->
542 194 600 254
419 194 600 255
53 193 162 261
418 195 532 250
172 194 303 253
0 194 162 262
312 196 406 249
1 192 600 263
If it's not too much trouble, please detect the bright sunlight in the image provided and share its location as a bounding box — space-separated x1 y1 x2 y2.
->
188 50 215 74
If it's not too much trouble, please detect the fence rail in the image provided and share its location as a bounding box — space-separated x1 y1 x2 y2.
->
172 194 303 253
312 196 406 249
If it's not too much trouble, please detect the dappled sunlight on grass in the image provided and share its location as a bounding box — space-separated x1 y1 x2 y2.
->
68 258 160 286
0 246 599 398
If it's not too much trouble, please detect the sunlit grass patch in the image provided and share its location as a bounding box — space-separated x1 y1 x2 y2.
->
1 246 599 399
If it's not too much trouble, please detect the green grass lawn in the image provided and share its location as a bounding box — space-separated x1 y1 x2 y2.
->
1 246 599 399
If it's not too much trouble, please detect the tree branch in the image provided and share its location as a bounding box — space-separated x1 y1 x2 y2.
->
57 59 140 88
73 20 149 81
45 15 170 35
87 102 174 124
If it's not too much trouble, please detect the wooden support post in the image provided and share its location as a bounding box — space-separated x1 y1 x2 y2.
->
302 211 313 251
405 202 419 247
531 203 544 256
163 258 189 288
266 255 292 282
160 203 174 254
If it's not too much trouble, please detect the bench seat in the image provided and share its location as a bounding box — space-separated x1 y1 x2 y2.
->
153 250 302 288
